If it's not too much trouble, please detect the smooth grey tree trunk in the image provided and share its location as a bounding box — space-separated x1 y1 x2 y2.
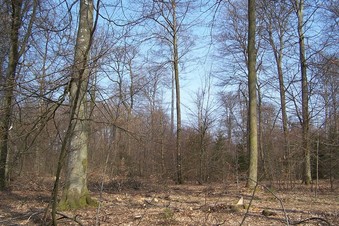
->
295 0 312 185
246 0 258 189
58 0 95 210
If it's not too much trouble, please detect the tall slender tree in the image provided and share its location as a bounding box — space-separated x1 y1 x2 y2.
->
147 0 191 184
246 0 258 188
171 0 183 184
294 0 311 185
54 0 97 215
0 0 37 190
260 0 292 182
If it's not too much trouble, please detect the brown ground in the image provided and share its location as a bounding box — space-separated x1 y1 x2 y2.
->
0 177 338 225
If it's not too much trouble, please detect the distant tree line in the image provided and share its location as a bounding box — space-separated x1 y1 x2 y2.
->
0 0 337 212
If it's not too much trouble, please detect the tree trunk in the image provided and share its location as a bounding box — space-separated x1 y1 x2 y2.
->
295 0 311 185
257 85 269 180
265 5 291 184
0 0 23 190
58 0 95 209
246 0 258 189
171 70 175 135
170 0 183 184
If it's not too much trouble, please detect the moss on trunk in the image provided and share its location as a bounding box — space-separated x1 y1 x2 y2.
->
58 188 97 210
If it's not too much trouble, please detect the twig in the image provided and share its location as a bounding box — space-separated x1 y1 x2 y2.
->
95 145 112 226
290 217 331 225
0 210 44 224
214 219 226 226
136 194 158 226
261 184 290 225
26 211 45 223
239 180 259 226
56 212 84 226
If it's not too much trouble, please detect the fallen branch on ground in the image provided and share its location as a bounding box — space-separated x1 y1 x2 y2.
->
55 212 83 226
290 217 331 225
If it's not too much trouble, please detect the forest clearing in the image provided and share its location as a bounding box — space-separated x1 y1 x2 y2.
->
0 177 338 225
0 0 338 225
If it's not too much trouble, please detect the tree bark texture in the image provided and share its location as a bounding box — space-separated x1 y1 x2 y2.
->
246 0 258 188
0 0 23 190
58 0 95 209
295 0 312 185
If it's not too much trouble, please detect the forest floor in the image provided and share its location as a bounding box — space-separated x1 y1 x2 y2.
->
0 176 338 225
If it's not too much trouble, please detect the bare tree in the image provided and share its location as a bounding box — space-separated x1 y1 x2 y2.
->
219 91 244 184
54 0 97 217
188 74 215 183
293 0 312 185
246 0 258 188
313 54 338 189
259 0 293 185
147 0 194 184
0 0 37 190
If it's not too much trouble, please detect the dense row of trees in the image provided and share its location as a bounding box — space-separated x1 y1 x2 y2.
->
0 0 338 213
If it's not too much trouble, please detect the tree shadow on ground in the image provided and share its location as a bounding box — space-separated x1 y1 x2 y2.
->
0 190 49 225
